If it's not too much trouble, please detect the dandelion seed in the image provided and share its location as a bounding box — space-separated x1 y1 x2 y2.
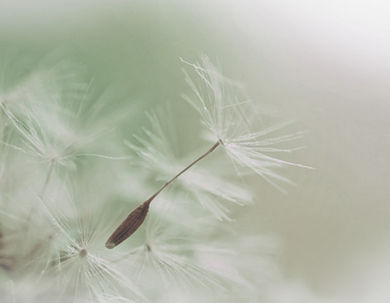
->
108 56 309 248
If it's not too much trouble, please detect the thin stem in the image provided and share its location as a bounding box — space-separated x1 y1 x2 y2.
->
150 141 220 201
20 160 55 237
40 159 55 198
0 98 9 154
0 100 12 204
0 107 6 181
105 141 221 249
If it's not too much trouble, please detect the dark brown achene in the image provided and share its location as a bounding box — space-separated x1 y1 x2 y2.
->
105 199 151 249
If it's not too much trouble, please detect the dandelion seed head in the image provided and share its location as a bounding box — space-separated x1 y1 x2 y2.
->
182 56 311 189
0 60 125 174
123 205 229 293
34 192 145 303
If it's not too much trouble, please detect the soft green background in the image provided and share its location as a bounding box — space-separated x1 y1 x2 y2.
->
1 1 389 302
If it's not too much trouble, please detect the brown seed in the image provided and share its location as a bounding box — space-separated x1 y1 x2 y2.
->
105 199 151 249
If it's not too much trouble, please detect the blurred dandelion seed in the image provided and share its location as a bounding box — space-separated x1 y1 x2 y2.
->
34 193 145 303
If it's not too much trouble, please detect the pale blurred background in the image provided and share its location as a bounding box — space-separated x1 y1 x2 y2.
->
1 1 389 302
